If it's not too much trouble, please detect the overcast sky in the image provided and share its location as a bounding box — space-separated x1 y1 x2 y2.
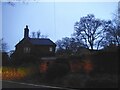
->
2 1 118 51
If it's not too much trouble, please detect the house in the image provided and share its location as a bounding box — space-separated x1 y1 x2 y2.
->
11 25 56 65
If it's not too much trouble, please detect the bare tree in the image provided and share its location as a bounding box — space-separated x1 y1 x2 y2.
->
101 2 120 48
0 38 8 52
55 37 85 56
103 20 120 46
74 14 104 50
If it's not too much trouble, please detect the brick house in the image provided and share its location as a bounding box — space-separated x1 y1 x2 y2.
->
11 25 56 65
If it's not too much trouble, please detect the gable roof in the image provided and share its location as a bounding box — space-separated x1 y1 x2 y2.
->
29 38 56 46
16 38 56 47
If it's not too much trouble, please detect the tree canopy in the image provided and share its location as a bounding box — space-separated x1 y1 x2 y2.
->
102 20 120 46
74 14 104 50
56 13 120 53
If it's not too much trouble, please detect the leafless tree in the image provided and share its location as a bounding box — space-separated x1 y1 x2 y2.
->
0 38 8 52
74 14 104 50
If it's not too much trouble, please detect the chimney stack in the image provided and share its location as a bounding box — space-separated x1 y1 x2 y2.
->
24 25 29 38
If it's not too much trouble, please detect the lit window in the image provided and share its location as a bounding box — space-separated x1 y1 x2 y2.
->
24 47 30 53
49 47 53 52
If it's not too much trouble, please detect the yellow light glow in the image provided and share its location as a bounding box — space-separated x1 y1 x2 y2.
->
2 67 31 80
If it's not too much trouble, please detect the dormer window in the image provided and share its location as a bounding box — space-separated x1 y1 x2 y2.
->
24 47 30 53
49 47 53 52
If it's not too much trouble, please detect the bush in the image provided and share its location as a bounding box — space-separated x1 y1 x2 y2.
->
46 62 70 81
92 51 118 74
63 74 90 88
86 73 118 88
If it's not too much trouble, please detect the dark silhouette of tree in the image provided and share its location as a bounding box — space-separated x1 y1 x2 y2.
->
74 14 104 50
55 37 72 56
2 52 10 66
102 2 120 47
100 2 120 48
56 37 86 56
102 20 120 46
116 1 120 25
46 60 70 81
0 38 8 52
0 38 10 66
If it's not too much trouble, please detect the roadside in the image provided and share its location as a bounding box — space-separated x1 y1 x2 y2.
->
2 80 76 90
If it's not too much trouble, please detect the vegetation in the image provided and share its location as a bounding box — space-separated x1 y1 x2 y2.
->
45 59 70 81
74 14 104 50
0 38 8 52
56 13 120 58
1 46 119 88
1 3 119 87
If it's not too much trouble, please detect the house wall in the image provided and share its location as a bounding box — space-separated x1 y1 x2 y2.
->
11 37 56 66
31 45 55 57
14 43 55 57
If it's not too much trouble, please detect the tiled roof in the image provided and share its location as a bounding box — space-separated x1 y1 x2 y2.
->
29 38 56 46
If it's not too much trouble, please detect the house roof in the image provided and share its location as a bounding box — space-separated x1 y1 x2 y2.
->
29 38 56 46
15 38 56 47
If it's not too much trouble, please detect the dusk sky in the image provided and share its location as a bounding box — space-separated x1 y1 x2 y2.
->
2 1 119 51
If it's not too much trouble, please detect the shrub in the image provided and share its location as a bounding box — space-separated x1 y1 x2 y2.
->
63 74 90 88
92 51 118 74
46 62 70 81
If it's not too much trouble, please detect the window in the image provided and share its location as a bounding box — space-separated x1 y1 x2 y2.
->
49 47 53 52
24 47 30 53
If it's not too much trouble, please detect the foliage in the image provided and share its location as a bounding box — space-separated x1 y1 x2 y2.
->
46 62 70 81
85 73 118 88
2 52 11 66
102 20 120 46
56 14 120 52
56 37 86 56
101 2 120 47
91 50 118 74
82 60 93 74
62 74 90 88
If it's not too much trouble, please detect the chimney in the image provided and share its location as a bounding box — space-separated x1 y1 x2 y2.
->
24 25 29 38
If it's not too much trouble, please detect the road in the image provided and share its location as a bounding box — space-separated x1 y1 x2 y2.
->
1 80 76 90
